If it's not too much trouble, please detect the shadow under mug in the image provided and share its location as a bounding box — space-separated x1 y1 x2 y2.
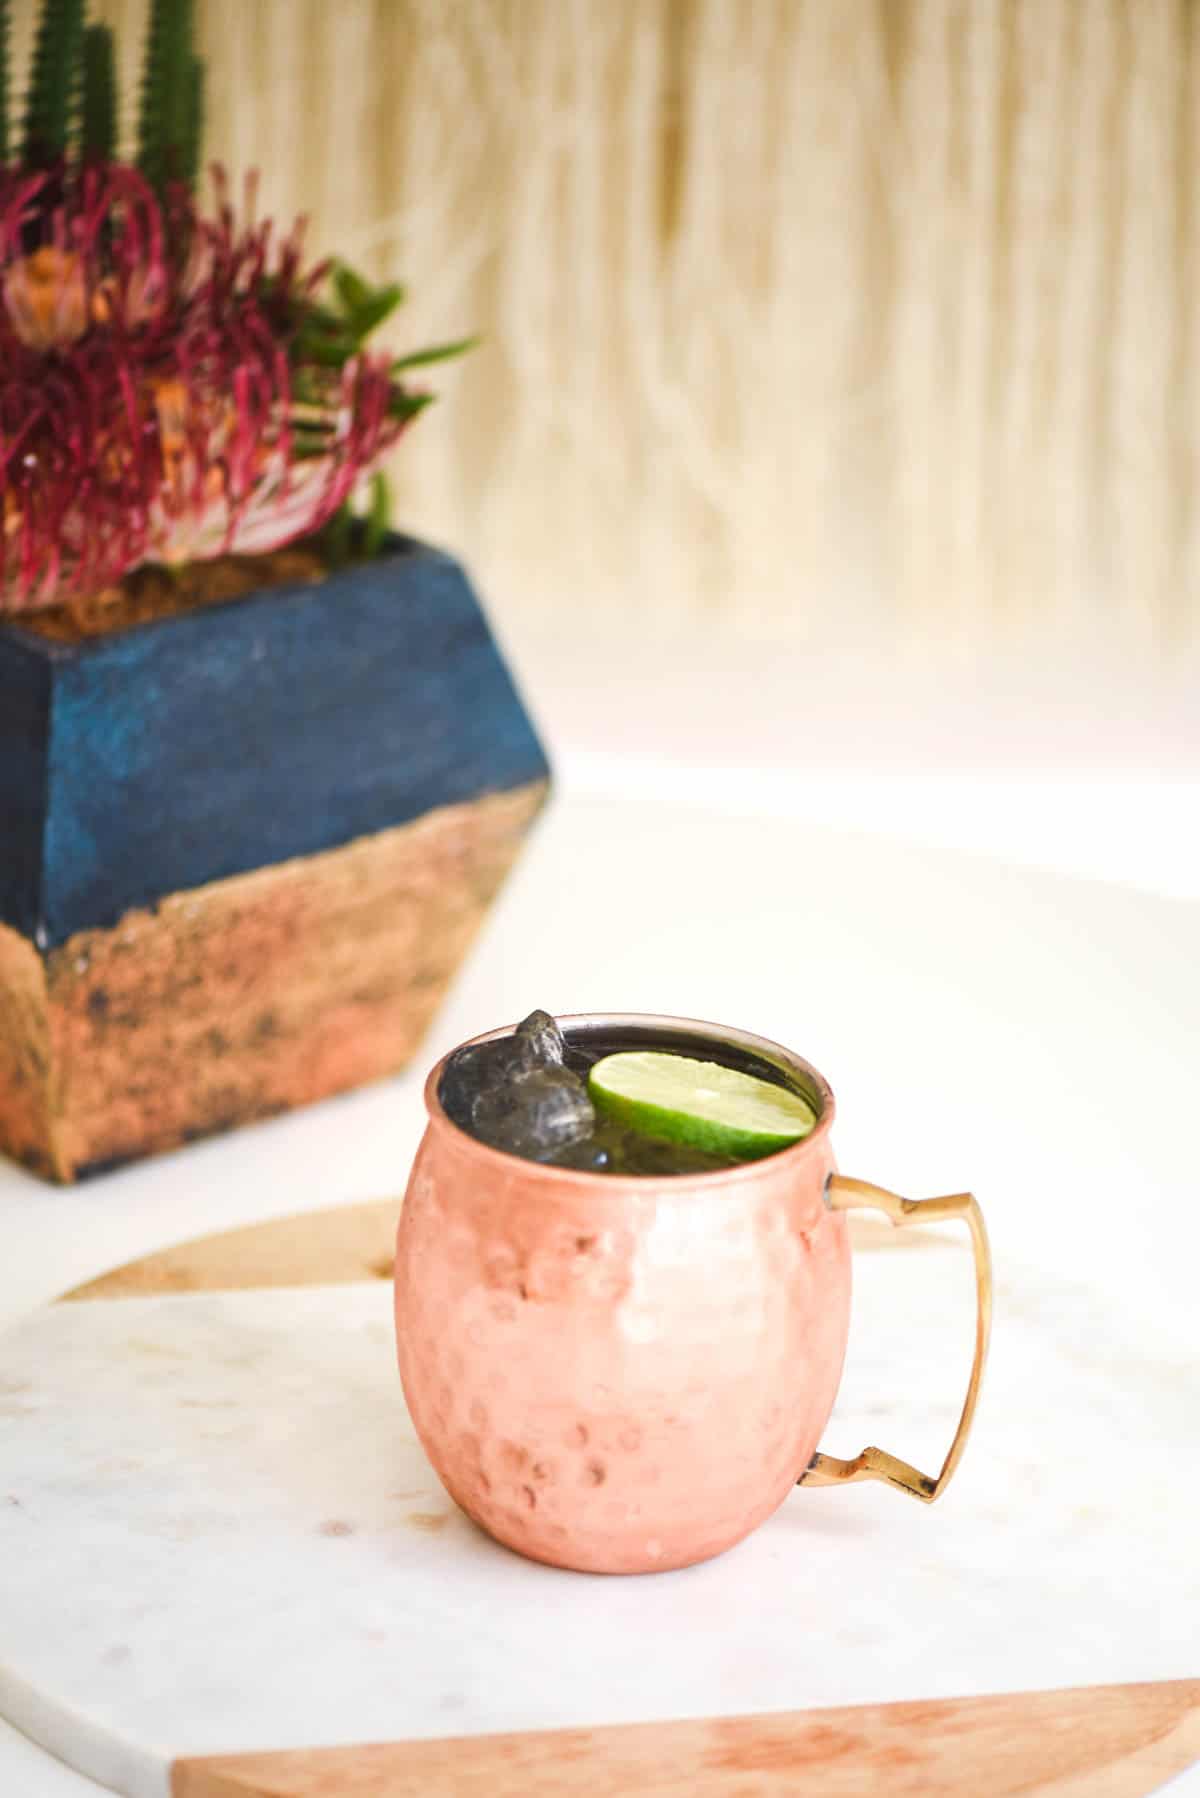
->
394 1013 992 1575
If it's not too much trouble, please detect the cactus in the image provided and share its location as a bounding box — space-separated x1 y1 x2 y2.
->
22 0 85 166
137 0 196 193
0 0 10 163
80 24 117 163
182 54 204 189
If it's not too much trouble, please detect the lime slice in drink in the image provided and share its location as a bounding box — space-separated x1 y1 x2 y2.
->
588 1052 817 1162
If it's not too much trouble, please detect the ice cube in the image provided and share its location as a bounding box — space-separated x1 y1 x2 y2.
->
470 1067 594 1159
438 1038 524 1129
513 1008 567 1070
439 1010 577 1150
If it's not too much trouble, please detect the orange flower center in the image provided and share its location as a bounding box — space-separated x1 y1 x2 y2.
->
3 248 89 351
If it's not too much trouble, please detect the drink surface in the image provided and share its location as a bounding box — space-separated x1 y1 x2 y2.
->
438 1011 819 1177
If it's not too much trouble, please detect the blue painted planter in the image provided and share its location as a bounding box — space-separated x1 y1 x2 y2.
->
0 536 550 1181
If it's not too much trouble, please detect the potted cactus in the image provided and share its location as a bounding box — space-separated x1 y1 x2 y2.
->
0 0 550 1182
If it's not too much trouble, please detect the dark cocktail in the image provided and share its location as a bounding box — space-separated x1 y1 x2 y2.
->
439 1009 819 1176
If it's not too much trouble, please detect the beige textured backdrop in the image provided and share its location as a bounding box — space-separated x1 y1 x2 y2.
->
13 1 1199 655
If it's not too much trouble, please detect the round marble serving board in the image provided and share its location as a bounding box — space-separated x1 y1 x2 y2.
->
0 1199 1196 1798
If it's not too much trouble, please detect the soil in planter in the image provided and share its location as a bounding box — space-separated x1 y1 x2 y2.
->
16 546 331 645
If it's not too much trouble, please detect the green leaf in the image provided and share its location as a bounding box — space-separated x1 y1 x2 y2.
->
296 282 445 373
388 390 435 425
390 336 478 373
332 263 374 318
293 291 374 368
362 471 392 557
292 298 344 340
80 25 117 163
295 327 361 370
333 264 407 339
23 0 85 166
321 502 354 567
345 283 406 344
290 426 336 459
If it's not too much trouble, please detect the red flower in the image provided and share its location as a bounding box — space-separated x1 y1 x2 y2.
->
0 163 411 609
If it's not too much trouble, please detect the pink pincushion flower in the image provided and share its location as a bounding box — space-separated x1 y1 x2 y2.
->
0 164 416 610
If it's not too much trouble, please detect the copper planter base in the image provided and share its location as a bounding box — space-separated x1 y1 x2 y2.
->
0 780 546 1182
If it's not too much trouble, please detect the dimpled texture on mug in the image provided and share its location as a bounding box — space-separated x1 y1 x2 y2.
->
394 1129 849 1574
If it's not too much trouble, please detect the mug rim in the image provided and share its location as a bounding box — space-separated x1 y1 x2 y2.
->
422 1011 837 1192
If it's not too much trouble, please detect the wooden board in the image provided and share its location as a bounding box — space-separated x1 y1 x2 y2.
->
35 1202 1199 1798
59 1202 921 1303
173 1681 1200 1797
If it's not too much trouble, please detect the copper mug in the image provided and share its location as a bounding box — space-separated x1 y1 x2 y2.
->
394 1014 992 1574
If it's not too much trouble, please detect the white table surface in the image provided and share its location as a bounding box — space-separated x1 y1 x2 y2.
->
2 642 1198 1793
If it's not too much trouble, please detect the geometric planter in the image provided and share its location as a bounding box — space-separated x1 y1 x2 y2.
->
0 535 550 1182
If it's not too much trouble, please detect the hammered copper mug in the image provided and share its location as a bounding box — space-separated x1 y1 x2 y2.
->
394 1014 992 1575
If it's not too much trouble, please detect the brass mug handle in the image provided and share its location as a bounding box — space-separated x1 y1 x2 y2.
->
798 1175 993 1503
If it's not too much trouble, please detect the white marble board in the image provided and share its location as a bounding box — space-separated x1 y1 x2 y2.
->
0 1235 1195 1798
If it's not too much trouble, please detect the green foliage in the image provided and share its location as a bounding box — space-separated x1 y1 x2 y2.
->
293 262 476 540
22 0 85 165
80 24 116 162
297 265 406 368
390 337 477 374
317 472 395 568
319 501 355 568
389 389 435 426
332 263 388 319
361 471 391 558
137 0 198 192
298 264 473 406
299 264 477 378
